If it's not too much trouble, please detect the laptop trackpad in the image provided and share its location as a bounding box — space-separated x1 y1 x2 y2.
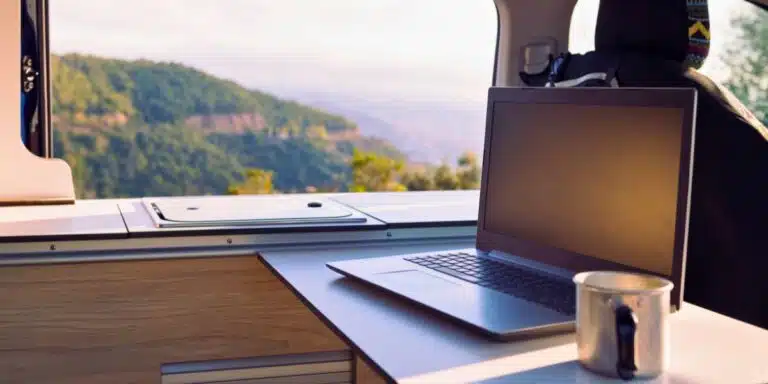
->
374 270 460 291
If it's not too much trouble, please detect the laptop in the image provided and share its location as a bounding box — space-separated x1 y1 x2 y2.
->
327 87 697 340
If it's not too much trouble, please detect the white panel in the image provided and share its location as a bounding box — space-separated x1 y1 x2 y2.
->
0 0 75 204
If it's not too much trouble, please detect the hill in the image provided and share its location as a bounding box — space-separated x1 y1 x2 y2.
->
51 54 405 198
257 88 487 164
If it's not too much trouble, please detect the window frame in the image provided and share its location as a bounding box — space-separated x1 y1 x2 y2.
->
37 0 53 158
43 1 501 199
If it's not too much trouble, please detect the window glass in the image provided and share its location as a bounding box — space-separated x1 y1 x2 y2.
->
50 1 498 198
570 0 767 123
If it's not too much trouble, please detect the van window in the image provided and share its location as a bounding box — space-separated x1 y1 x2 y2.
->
49 1 498 198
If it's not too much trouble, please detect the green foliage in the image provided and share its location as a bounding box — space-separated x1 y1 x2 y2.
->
228 169 276 195
432 164 460 190
54 123 245 198
399 153 480 192
349 149 406 192
51 53 408 198
349 150 480 193
334 137 404 161
55 122 361 198
306 125 328 140
208 131 351 192
53 53 359 132
401 171 435 191
456 152 481 190
51 52 484 198
723 9 768 123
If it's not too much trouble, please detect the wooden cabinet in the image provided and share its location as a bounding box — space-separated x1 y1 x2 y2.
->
355 356 389 384
0 255 347 383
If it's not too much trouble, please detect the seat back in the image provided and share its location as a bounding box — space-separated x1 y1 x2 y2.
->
595 0 710 69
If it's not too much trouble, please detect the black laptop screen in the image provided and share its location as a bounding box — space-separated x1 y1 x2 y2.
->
483 102 684 276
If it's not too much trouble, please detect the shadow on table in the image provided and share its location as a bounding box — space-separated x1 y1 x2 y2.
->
476 360 700 384
329 277 577 380
328 276 495 340
329 276 575 344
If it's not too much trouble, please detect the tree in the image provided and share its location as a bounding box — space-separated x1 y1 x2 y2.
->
433 163 459 190
306 125 329 140
723 9 768 124
52 53 406 198
349 149 406 192
228 168 276 195
456 151 481 190
401 171 434 191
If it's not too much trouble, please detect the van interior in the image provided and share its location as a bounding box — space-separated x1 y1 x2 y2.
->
1 0 767 383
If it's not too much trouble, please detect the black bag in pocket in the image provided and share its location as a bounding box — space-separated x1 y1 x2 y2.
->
21 0 40 147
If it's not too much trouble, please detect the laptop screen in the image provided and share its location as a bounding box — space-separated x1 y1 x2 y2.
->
483 102 686 276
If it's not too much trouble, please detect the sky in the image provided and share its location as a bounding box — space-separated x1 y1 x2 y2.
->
50 0 754 103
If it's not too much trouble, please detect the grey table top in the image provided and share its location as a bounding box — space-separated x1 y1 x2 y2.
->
0 192 479 243
329 191 479 227
0 199 128 242
261 242 768 384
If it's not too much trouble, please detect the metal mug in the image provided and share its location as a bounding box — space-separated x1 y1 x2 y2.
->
573 271 674 380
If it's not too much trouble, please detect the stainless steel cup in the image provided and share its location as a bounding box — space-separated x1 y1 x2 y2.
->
573 271 674 380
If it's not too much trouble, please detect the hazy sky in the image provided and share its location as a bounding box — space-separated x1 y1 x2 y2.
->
50 0 752 103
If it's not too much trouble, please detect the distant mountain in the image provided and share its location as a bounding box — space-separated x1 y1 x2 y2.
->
51 53 405 198
267 90 487 164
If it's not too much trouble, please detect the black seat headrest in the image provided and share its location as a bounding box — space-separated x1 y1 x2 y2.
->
595 0 711 68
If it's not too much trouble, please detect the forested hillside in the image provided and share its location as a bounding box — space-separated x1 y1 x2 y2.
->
51 54 405 198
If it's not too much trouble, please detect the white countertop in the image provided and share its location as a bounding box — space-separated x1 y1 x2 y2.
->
263 244 768 384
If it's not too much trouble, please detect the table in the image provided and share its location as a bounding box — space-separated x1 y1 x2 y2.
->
261 242 768 384
0 199 127 242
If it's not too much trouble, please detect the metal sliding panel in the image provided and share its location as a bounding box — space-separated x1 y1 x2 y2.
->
0 225 476 264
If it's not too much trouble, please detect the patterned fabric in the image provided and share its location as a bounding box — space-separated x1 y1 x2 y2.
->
685 0 710 69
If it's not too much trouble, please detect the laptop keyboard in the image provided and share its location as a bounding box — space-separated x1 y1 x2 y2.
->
404 252 576 315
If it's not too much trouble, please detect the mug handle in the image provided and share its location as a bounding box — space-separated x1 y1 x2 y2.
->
615 305 638 380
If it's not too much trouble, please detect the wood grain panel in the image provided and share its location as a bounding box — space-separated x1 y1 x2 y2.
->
0 255 346 383
355 356 388 384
